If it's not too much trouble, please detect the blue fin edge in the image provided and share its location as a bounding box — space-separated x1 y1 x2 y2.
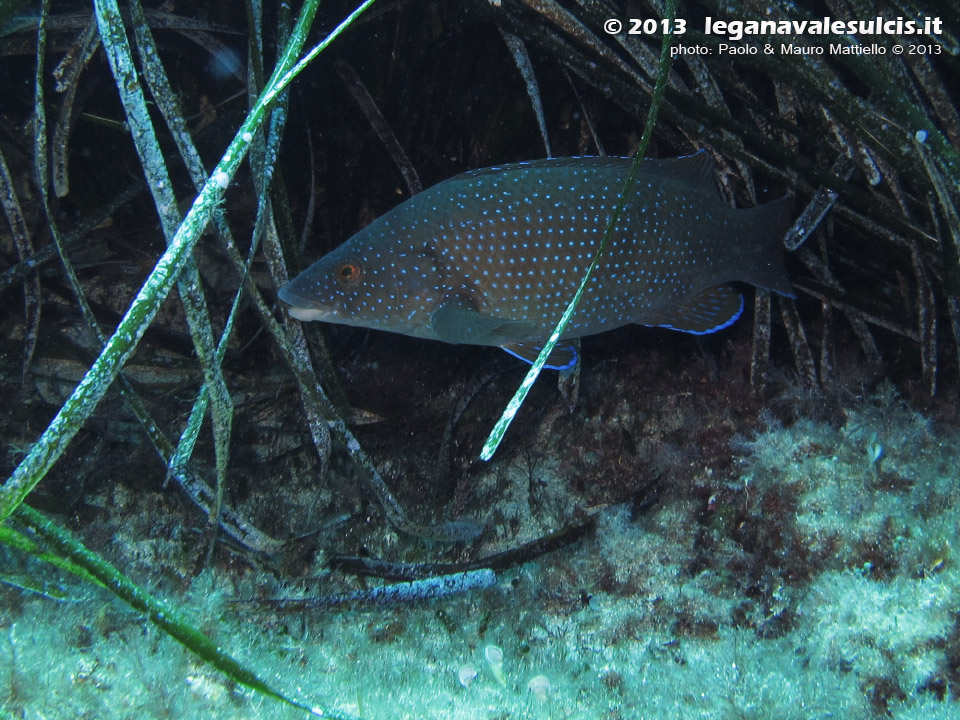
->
500 345 579 372
646 294 745 336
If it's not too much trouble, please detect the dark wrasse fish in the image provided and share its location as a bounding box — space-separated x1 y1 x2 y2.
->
280 151 793 370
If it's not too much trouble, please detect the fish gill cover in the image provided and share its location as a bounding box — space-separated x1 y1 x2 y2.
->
0 1 958 718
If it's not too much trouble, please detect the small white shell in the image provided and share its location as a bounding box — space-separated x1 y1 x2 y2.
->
458 664 478 689
527 674 551 702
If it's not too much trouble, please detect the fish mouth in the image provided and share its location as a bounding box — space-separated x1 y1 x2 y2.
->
278 284 333 322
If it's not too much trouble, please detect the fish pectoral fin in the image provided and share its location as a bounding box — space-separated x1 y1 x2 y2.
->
501 341 579 371
643 285 744 335
430 300 527 345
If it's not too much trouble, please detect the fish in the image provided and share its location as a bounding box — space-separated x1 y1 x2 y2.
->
279 151 794 370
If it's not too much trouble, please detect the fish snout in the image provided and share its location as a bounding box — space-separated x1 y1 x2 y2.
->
278 282 334 322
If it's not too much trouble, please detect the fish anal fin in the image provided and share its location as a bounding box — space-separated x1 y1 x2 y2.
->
643 286 744 335
501 341 579 371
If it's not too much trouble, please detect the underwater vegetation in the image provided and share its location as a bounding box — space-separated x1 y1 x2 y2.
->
0 0 958 717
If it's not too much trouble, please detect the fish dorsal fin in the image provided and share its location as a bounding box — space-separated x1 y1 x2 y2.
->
456 157 628 178
431 297 533 345
643 286 744 335
650 150 716 190
445 150 716 191
501 341 579 371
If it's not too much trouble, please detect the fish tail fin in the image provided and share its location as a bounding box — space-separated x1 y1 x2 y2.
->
742 196 795 298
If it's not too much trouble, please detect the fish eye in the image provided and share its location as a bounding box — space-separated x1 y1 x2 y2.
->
335 259 363 284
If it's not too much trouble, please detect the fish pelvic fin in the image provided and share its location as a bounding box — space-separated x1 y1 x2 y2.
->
501 341 579 371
